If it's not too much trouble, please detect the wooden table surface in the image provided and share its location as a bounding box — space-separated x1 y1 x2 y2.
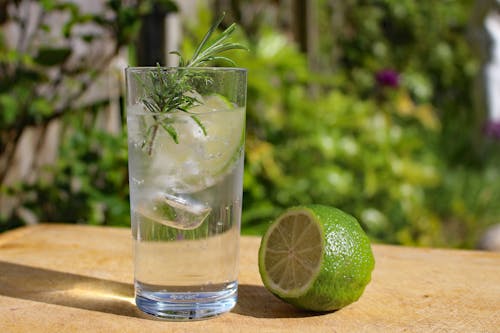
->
0 224 499 332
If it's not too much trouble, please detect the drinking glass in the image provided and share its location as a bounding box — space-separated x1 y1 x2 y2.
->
125 67 246 320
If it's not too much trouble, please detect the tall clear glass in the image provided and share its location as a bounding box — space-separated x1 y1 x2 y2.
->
125 67 246 320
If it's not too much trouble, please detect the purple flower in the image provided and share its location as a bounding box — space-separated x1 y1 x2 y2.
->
375 69 400 88
484 120 500 139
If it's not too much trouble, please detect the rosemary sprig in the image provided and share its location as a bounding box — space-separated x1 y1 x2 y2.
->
138 13 247 155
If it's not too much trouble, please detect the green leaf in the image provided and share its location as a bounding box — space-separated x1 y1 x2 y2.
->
29 98 53 118
156 0 179 13
169 51 185 66
0 94 18 127
191 115 207 136
40 24 51 32
34 47 71 66
190 12 226 62
209 56 236 66
81 34 96 43
160 123 179 144
54 2 79 16
40 0 56 11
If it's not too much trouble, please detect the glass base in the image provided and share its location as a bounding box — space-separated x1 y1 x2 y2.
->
135 281 237 320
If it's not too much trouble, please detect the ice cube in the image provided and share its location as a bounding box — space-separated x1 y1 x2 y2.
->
135 192 211 230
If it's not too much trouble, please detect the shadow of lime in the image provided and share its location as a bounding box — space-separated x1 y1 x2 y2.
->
234 284 328 319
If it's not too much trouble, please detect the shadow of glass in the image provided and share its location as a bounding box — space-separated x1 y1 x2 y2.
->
0 260 146 318
0 261 330 320
233 284 328 319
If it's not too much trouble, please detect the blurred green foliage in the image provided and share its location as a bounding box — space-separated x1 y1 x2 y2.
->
1 1 499 249
0 0 154 229
227 28 445 245
17 115 130 226
186 1 500 248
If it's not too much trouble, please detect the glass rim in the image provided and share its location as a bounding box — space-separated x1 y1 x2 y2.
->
125 66 247 73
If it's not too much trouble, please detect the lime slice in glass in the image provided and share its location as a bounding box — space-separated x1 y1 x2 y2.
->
150 94 245 193
190 94 245 179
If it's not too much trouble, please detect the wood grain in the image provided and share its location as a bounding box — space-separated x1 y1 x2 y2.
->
0 224 499 332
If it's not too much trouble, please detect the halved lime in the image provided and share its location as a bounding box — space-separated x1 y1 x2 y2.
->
258 205 375 311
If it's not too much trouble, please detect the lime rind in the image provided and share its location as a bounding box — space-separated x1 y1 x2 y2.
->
190 93 234 113
212 120 245 179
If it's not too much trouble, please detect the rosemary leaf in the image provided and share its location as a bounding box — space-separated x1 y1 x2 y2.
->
137 13 247 154
190 13 226 62
160 122 179 144
191 115 207 136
